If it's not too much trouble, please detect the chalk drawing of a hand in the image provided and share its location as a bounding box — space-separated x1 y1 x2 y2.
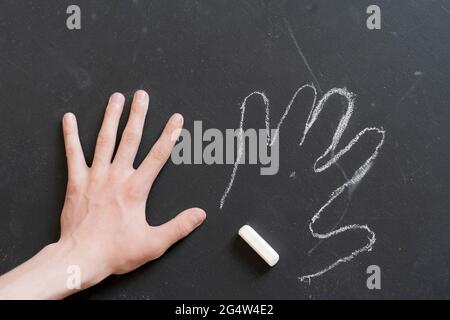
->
220 84 386 282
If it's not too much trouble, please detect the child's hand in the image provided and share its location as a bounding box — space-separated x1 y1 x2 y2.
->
0 90 206 299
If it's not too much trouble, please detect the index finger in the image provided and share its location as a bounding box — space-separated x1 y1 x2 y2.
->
133 113 183 191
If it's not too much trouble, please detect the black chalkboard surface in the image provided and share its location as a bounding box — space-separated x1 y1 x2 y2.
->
0 0 449 299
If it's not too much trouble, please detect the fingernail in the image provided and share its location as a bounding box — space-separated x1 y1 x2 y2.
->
110 92 124 105
192 208 206 225
171 113 183 125
135 90 148 102
63 113 75 123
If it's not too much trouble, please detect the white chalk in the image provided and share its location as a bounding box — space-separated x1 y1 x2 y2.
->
238 225 279 267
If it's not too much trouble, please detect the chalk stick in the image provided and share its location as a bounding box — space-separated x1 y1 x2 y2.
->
238 225 279 267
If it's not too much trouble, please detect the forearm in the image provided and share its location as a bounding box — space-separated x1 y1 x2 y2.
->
0 241 110 299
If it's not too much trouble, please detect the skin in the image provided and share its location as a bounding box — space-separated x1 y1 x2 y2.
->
0 90 206 299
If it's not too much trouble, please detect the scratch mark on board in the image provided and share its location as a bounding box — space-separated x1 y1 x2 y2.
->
283 17 323 94
396 72 423 108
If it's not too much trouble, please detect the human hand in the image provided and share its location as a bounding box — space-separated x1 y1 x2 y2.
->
59 90 206 277
0 90 206 299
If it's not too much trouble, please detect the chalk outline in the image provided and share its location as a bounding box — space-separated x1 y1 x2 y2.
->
219 84 386 282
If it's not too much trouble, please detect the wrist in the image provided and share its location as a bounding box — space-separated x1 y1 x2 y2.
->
45 239 111 293
0 239 111 299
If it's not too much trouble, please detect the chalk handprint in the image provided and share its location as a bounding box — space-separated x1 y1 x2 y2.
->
220 84 386 282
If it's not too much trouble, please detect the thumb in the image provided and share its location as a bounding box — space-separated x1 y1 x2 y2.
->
154 208 206 254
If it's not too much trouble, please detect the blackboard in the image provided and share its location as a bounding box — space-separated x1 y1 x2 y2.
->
0 0 449 299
